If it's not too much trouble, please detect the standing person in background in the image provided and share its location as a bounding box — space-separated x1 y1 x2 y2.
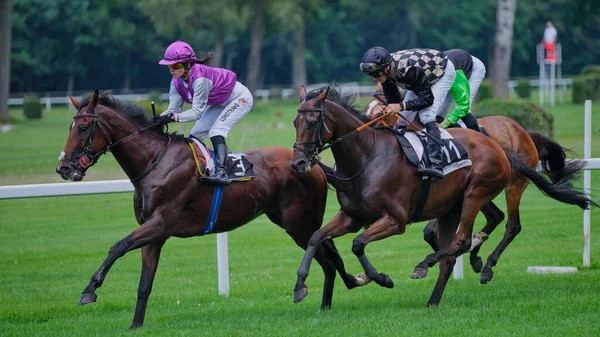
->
542 21 558 62
156 40 254 186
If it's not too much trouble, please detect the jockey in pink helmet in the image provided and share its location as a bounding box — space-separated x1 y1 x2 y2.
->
156 41 254 186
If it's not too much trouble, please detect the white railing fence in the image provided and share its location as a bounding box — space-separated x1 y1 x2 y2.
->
0 102 594 286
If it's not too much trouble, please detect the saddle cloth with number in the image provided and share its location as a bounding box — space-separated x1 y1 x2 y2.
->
396 128 472 176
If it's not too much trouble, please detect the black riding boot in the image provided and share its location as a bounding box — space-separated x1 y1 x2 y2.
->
462 113 482 133
421 122 444 180
202 136 231 186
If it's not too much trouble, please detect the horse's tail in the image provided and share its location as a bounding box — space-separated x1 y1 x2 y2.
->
505 151 598 210
317 162 338 190
528 131 585 184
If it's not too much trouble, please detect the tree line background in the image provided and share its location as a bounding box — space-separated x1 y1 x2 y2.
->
3 0 600 96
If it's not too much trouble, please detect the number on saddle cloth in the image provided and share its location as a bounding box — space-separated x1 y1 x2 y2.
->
395 129 472 177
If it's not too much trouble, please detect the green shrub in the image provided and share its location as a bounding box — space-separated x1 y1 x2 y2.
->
572 73 600 104
147 90 163 104
474 99 554 136
134 100 167 117
23 96 42 119
475 80 493 102
514 80 531 99
580 64 600 76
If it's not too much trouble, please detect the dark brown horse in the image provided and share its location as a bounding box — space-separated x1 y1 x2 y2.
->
55 90 361 328
290 86 594 307
364 92 588 283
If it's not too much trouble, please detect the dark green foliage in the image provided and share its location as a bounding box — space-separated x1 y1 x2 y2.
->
475 99 554 136
580 65 600 76
23 96 42 119
134 100 167 116
147 90 163 104
475 80 493 102
572 74 600 104
515 80 532 98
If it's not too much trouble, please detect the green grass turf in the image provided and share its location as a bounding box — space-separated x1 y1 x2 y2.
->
0 98 599 336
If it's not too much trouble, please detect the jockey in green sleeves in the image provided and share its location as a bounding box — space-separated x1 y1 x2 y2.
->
438 49 486 132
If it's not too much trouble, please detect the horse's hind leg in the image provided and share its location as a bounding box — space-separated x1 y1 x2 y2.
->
351 213 404 289
79 219 168 306
481 180 527 284
428 206 461 306
423 220 439 252
321 239 364 290
469 201 505 273
131 240 166 329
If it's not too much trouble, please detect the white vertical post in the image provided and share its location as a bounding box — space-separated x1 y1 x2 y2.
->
538 45 544 106
550 62 556 107
453 254 464 280
453 223 464 280
45 92 51 112
217 232 230 296
583 100 592 267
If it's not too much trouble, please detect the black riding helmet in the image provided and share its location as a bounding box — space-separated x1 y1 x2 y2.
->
359 46 392 77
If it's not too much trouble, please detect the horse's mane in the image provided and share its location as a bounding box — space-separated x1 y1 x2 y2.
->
78 91 184 139
306 86 371 124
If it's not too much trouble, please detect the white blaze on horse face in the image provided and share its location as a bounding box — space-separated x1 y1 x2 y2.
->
58 151 66 161
71 121 75 129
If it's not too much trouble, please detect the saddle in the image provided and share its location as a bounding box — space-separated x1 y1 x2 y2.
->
395 127 472 177
187 138 255 182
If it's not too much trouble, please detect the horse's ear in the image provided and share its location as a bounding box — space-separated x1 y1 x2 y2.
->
376 82 383 92
69 94 80 109
316 86 329 104
299 85 306 102
88 89 100 112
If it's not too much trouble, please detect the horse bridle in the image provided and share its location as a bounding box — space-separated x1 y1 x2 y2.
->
59 107 171 182
293 104 332 164
293 102 377 181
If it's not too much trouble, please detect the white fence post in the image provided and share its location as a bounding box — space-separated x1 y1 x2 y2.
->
217 232 230 296
583 100 592 267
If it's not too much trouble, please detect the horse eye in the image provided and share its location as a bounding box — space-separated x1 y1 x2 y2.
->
78 125 88 133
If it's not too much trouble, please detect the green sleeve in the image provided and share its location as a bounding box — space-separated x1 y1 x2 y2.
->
443 70 471 127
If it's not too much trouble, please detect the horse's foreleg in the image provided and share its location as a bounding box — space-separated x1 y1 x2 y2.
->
130 240 166 329
469 201 504 273
351 213 404 289
79 218 169 306
481 181 526 284
294 211 361 304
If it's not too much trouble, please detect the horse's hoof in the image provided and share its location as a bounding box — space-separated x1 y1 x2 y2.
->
293 286 308 303
411 267 428 279
471 257 484 273
480 269 494 284
129 322 143 330
427 300 440 307
379 273 394 288
78 292 97 305
355 272 372 286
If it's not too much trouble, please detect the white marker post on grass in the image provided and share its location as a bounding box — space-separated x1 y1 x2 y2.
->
217 232 230 296
583 100 592 268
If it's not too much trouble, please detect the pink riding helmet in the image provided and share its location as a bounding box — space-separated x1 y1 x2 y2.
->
158 40 197 65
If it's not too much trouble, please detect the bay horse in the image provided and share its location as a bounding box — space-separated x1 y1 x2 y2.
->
55 90 362 328
290 86 594 307
364 91 588 283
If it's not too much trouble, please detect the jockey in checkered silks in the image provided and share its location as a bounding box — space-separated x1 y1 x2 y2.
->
359 47 457 180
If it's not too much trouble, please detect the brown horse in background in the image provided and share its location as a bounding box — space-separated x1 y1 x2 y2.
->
363 91 587 283
55 90 362 328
